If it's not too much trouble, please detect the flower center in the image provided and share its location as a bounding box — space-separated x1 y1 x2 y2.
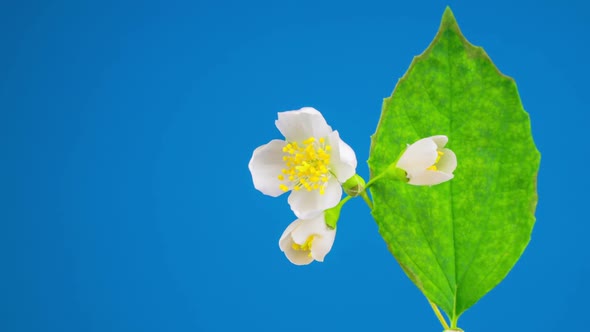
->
278 137 332 194
427 150 444 171
292 235 315 257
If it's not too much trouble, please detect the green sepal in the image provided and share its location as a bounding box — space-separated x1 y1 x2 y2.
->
368 147 409 187
324 200 345 229
382 163 409 183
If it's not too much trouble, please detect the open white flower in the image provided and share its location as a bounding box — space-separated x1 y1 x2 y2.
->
278 213 336 265
396 135 457 186
248 107 357 219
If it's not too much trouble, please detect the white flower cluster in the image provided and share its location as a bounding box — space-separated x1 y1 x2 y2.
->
248 107 357 265
248 107 457 265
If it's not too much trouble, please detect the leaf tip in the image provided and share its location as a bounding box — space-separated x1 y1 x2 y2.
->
442 6 456 23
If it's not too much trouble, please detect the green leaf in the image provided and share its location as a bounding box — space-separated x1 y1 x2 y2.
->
367 7 540 325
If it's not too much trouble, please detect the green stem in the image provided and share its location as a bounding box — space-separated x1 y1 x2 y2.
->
450 315 459 329
365 166 407 190
360 191 373 209
365 172 385 189
428 299 450 330
340 195 352 205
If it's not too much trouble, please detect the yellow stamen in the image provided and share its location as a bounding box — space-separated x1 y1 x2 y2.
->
277 136 332 194
292 236 314 252
427 151 444 171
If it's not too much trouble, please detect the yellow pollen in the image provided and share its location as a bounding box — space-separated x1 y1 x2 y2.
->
292 236 314 252
277 136 332 194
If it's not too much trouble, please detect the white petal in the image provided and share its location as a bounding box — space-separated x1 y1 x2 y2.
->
290 214 336 262
275 107 333 142
430 135 449 149
408 170 454 186
437 148 457 174
310 228 336 262
248 139 289 197
290 214 326 244
279 219 314 265
327 131 357 183
396 137 438 174
283 243 314 265
287 177 342 219
279 219 302 250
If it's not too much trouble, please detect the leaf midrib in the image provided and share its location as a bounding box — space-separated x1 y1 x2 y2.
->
446 27 459 322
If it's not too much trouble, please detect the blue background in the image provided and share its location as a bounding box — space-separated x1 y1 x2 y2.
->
2 0 587 331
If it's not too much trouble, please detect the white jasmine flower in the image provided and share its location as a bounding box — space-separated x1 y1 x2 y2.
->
248 107 357 219
396 135 457 186
278 213 336 265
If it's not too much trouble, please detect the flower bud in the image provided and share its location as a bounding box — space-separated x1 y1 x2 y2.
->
342 174 366 197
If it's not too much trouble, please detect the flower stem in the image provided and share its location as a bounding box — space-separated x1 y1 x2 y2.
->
428 299 450 330
340 195 352 205
365 173 384 189
365 165 407 190
360 191 373 210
